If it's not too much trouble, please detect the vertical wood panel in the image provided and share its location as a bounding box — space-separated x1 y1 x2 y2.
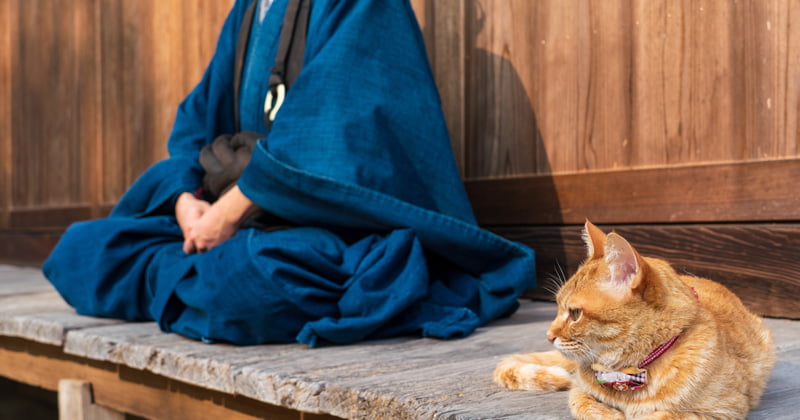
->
741 0 800 160
11 0 101 210
101 0 158 203
411 0 468 176
782 1 800 157
181 1 235 95
579 0 633 171
0 0 14 229
100 0 233 205
76 0 103 220
152 0 188 164
98 0 125 204
629 0 681 166
429 0 466 176
465 0 540 178
451 0 800 179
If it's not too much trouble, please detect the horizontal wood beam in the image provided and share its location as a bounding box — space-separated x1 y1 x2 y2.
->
495 223 800 319
0 336 338 420
466 159 800 225
0 231 61 266
6 204 115 231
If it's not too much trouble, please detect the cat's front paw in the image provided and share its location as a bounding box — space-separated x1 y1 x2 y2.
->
569 388 625 420
493 353 572 391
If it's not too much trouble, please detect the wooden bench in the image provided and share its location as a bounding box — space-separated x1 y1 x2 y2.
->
1 264 798 419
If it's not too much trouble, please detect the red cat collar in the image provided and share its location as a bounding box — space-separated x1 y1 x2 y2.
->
594 334 681 391
594 287 698 391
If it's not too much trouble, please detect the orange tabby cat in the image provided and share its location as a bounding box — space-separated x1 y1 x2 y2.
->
494 221 775 419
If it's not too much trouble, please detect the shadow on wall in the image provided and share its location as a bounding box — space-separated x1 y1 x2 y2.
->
419 0 569 289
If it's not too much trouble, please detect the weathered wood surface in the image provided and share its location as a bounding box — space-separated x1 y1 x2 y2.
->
4 0 800 230
497 223 800 320
440 0 800 179
466 160 800 226
1 265 799 419
58 379 126 420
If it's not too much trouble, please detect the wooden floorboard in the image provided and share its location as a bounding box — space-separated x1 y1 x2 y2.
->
1 265 799 419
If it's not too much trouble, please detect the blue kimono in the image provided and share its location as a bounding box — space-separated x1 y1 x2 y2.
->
43 0 536 346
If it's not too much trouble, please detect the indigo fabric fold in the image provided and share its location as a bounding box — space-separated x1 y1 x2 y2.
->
43 0 536 347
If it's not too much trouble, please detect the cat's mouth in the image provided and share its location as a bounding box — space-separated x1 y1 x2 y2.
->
553 338 594 362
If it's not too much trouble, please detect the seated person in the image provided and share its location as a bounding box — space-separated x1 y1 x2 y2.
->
43 0 536 347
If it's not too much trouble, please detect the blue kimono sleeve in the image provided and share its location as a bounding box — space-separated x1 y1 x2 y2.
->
111 1 251 218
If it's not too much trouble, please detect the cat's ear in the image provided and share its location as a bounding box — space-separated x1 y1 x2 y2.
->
582 220 607 260
604 232 643 292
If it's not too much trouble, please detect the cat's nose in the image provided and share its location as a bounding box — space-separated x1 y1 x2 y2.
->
546 331 556 343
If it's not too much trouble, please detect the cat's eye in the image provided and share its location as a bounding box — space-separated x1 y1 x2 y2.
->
568 308 582 322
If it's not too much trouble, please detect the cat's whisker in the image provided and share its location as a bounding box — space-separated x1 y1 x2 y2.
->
541 262 569 298
493 222 774 418
542 280 561 297
554 262 568 287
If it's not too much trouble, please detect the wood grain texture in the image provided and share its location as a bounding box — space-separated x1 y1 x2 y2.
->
0 265 798 419
427 0 466 177
467 159 800 225
3 0 231 215
426 0 800 179
0 0 14 229
8 206 94 231
99 0 232 205
0 338 317 420
495 223 800 319
11 0 100 209
58 380 125 420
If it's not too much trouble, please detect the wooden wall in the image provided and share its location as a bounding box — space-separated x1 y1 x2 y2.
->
417 0 800 317
416 0 800 178
2 0 799 317
0 0 233 236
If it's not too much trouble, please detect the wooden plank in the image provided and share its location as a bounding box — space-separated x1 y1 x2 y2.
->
429 0 466 176
58 380 125 420
99 0 232 206
62 323 267 394
629 0 681 167
0 266 121 345
7 206 94 231
1 310 121 347
495 223 800 319
466 159 800 225
11 0 98 210
0 337 319 420
53 304 679 418
739 0 798 160
180 0 235 94
0 268 797 420
429 0 800 179
464 0 544 178
0 264 59 296
0 0 14 230
100 0 157 203
59 303 568 419
233 304 566 419
74 0 104 221
0 231 61 265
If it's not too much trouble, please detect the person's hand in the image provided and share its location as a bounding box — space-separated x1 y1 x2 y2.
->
175 192 211 252
180 185 258 254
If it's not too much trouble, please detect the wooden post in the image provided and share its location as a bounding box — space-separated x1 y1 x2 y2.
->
58 380 125 420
